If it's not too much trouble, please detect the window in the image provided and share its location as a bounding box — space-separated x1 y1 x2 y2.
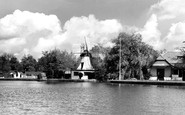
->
74 72 79 76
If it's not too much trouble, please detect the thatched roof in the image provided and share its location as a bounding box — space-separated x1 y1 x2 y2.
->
162 51 184 64
160 51 185 68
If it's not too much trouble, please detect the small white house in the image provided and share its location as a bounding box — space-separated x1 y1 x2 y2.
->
150 51 185 81
22 71 46 79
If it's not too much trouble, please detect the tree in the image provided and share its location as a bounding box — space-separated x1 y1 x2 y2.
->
89 45 111 81
21 55 37 72
38 49 78 78
182 42 185 61
0 53 12 72
0 53 21 75
10 56 22 71
105 32 158 80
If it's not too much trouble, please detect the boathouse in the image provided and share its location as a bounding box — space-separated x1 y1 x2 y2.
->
150 51 185 81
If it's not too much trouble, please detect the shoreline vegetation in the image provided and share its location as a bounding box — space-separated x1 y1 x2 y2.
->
0 32 184 81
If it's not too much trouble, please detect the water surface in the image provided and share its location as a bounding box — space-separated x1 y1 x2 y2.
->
0 81 185 115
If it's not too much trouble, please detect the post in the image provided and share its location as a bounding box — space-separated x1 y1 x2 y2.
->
119 37 122 80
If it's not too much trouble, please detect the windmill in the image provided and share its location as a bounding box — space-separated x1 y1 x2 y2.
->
71 37 95 80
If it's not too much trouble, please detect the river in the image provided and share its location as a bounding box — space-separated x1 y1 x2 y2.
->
0 81 185 115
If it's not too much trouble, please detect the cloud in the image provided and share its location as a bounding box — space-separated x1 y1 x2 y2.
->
143 0 185 51
63 15 122 50
139 14 163 50
164 22 185 50
0 10 122 59
151 0 185 20
0 10 63 59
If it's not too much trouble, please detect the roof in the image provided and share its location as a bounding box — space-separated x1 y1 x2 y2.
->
152 60 170 67
152 54 172 67
162 51 184 63
156 55 166 61
154 51 185 68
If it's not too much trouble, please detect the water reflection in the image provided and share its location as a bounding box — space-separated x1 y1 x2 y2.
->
0 81 185 115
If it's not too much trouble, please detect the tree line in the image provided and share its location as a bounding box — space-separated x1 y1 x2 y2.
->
0 50 79 78
0 32 159 80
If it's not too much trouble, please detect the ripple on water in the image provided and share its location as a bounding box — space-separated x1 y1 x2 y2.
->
0 81 185 115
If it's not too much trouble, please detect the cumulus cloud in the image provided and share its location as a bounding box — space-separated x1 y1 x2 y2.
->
164 22 185 50
63 15 122 50
0 10 63 59
151 0 185 20
4 0 185 60
139 14 163 50
0 10 122 59
143 0 185 51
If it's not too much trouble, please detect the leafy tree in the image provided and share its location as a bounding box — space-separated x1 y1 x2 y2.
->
90 45 110 81
105 32 158 80
38 49 78 78
10 56 22 71
0 53 12 72
21 55 37 72
0 53 22 76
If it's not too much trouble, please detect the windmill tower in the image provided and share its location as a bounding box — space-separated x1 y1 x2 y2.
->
71 38 95 80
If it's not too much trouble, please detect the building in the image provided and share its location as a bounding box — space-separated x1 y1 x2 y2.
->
71 40 95 80
22 71 46 79
10 71 22 78
150 51 185 81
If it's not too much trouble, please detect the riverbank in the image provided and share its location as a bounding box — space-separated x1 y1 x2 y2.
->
0 78 43 81
108 80 185 86
2 78 185 86
0 78 97 82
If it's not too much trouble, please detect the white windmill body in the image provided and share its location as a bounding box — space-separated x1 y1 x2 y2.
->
71 39 95 80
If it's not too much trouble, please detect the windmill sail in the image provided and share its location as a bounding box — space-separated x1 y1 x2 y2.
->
84 37 88 53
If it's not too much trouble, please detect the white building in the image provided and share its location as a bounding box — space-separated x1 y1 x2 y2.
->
71 42 95 80
150 51 185 81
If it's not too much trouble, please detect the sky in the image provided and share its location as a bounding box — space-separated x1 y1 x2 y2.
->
0 0 185 59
